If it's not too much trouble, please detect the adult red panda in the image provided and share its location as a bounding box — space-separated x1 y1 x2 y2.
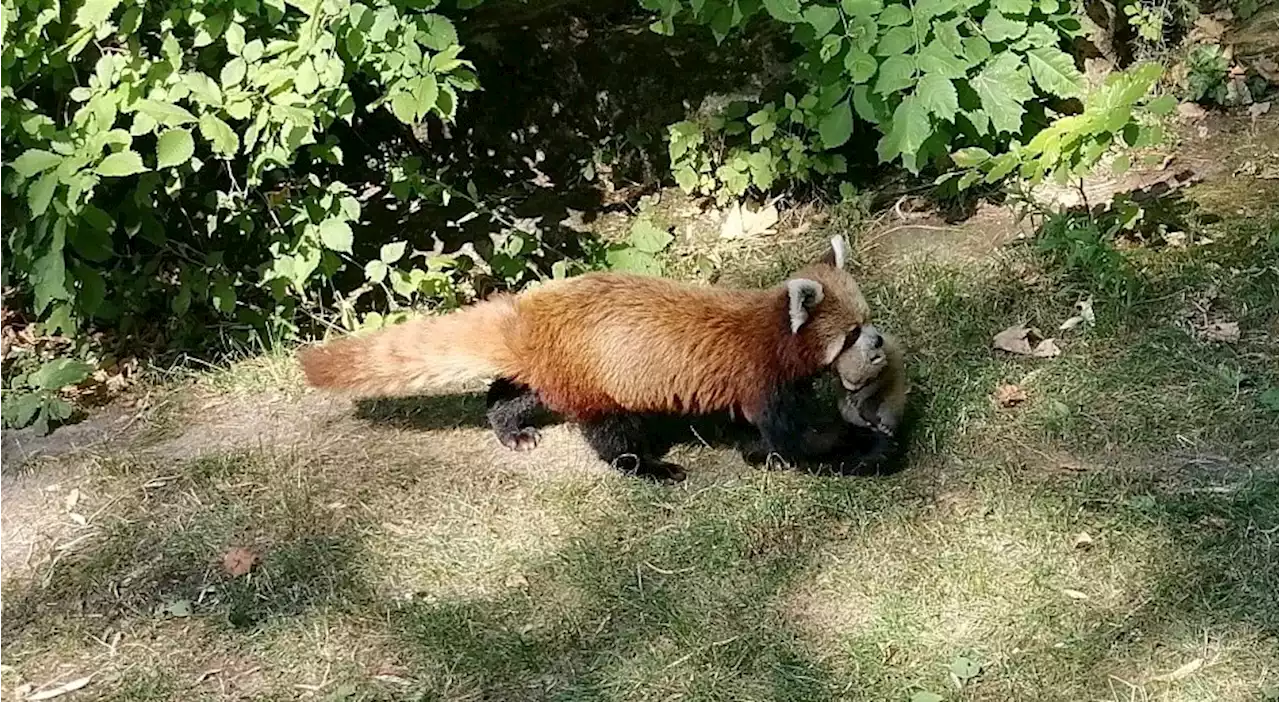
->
299 236 870 480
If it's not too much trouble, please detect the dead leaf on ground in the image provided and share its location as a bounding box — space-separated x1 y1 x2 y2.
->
1177 102 1207 120
1150 658 1204 682
222 547 259 577
994 325 1035 355
1253 56 1279 83
1072 532 1094 549
720 200 779 239
993 384 1028 408
63 488 80 512
1249 101 1273 118
1200 320 1241 343
1061 588 1090 600
1191 15 1227 40
1031 338 1061 358
25 676 93 701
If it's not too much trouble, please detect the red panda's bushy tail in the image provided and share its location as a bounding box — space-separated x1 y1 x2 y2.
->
298 295 521 397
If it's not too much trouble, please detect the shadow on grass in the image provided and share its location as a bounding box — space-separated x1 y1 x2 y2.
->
1 452 375 643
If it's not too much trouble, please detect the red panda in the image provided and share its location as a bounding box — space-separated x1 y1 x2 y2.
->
299 236 870 480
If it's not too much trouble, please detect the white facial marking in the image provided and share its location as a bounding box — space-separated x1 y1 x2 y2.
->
822 335 845 364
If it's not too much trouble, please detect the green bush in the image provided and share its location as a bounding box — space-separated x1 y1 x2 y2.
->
646 0 1096 199
2 0 1169 432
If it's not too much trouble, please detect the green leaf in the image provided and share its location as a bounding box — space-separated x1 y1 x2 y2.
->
876 94 930 169
629 219 674 253
30 358 94 391
1026 47 1084 98
380 241 407 263
226 22 246 54
995 0 1032 13
294 60 320 95
391 92 417 123
917 42 967 79
605 247 663 275
874 55 916 95
762 0 803 22
319 219 354 253
136 99 198 126
876 26 915 56
981 11 1026 42
971 52 1034 134
365 259 388 283
877 3 912 25
184 73 223 106
804 5 841 35
12 150 62 178
845 50 878 83
917 73 958 121
96 151 147 177
75 0 122 29
1111 153 1131 174
221 58 247 87
212 280 236 313
1146 94 1177 115
421 14 459 50
7 393 44 428
1260 386 1279 411
199 114 239 157
69 224 114 262
951 146 992 167
819 99 855 148
841 0 882 16
156 129 195 169
28 172 58 217
415 75 440 116
950 656 981 680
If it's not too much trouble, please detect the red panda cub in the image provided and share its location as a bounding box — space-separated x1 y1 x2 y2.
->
299 236 870 481
741 324 907 474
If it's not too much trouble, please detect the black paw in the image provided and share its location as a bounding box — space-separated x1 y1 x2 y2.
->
497 427 541 451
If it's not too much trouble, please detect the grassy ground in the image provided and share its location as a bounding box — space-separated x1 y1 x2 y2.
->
2 127 1277 700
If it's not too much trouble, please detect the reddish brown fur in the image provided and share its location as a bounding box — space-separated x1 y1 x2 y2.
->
299 248 869 424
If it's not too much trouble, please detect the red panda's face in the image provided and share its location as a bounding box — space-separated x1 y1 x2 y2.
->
787 236 872 365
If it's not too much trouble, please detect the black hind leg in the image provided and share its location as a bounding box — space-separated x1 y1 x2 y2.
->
486 378 543 451
581 414 686 483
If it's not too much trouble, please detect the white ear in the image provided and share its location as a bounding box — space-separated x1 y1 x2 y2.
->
787 278 824 334
830 235 848 270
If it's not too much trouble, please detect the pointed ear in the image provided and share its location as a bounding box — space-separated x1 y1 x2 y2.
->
787 278 824 333
818 235 849 270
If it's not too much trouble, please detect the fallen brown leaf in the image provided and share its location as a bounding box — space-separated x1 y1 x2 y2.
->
1202 321 1240 343
1072 532 1094 549
1061 588 1089 600
720 200 779 239
222 547 259 577
993 384 1028 408
1177 102 1207 120
1031 338 1062 358
993 325 1035 355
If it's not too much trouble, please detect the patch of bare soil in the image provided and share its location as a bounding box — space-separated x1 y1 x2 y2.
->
861 201 1033 266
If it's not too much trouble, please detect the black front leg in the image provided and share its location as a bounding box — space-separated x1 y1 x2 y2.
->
580 413 686 483
486 378 544 451
752 378 817 466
